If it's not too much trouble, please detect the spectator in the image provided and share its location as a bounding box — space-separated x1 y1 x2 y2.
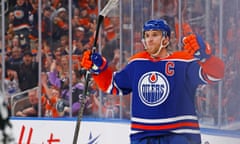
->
4 69 20 97
59 35 69 55
5 46 23 71
78 6 93 43
7 11 15 24
72 38 86 56
15 88 42 117
42 6 54 42
84 89 99 117
15 50 38 91
103 17 117 42
52 7 68 41
72 7 81 28
42 86 62 117
41 72 63 117
102 94 120 118
1 58 20 101
42 53 53 72
102 38 119 63
52 46 63 64
11 0 33 50
42 42 54 72
157 0 178 18
59 55 69 75
48 60 85 116
73 26 89 46
11 35 21 48
28 0 39 42
5 11 15 49
87 0 98 19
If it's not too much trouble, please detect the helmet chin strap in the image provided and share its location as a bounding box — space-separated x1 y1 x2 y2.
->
142 37 169 57
141 38 147 50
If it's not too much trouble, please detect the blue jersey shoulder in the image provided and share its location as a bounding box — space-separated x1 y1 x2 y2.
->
128 51 196 64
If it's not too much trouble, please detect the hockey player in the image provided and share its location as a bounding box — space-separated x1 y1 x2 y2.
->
0 91 15 144
81 19 225 144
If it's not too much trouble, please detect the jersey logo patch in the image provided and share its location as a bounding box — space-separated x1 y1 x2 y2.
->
14 10 24 19
138 71 170 106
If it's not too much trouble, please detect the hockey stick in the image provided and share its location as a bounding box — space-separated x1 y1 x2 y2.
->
72 0 119 143
92 0 119 52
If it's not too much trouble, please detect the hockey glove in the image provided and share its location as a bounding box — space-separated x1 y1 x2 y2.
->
81 50 93 70
183 34 212 62
81 50 108 74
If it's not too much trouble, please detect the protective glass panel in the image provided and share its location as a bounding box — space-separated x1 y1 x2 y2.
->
0 0 239 132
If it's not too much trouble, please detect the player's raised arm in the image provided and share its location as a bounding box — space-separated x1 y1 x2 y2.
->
183 34 225 83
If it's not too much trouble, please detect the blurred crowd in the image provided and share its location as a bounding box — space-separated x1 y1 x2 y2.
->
188 0 240 126
1 0 130 119
0 0 240 127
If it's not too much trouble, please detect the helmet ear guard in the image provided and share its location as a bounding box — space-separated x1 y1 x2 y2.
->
162 31 168 38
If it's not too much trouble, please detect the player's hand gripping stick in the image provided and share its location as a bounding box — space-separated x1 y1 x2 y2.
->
73 0 119 143
81 50 108 74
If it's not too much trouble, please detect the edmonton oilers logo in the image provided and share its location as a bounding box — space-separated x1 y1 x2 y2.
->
138 71 169 106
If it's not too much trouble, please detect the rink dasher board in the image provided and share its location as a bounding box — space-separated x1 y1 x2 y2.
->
10 117 240 144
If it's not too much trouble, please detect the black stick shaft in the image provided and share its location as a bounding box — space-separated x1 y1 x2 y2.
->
73 71 91 144
92 15 104 53
72 0 119 142
72 15 104 143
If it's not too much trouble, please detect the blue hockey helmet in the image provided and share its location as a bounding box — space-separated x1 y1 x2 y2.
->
143 19 171 38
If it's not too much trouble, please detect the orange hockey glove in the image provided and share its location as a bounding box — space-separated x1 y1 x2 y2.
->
183 34 212 62
81 50 108 74
81 50 93 70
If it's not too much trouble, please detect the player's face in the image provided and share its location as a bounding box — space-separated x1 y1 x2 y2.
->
17 0 25 6
144 30 163 55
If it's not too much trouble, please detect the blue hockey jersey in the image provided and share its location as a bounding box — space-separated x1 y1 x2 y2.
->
92 51 224 143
